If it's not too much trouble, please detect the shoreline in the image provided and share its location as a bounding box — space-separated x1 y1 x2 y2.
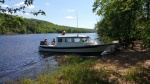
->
5 40 150 83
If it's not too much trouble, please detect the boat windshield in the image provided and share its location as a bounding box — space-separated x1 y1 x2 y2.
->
82 38 87 42
74 38 80 42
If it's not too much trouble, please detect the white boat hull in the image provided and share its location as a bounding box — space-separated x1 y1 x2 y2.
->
39 44 112 53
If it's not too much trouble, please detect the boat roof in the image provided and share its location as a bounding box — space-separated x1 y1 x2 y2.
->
57 34 89 38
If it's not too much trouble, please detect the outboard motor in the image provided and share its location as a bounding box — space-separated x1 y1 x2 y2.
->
40 41 45 45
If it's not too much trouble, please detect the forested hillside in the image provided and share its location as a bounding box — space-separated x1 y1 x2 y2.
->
24 18 95 33
0 14 95 34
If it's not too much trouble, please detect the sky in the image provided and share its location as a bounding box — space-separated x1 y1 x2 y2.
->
0 0 99 29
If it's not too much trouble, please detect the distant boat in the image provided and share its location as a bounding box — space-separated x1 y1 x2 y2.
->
39 33 115 53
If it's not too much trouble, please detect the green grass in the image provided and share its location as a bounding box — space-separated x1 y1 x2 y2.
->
124 67 150 84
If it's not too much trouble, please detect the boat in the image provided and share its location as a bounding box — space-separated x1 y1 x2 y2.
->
39 33 115 53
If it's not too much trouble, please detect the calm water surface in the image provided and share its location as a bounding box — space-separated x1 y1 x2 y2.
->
0 33 98 82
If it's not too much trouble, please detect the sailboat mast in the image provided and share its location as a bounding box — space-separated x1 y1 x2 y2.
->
76 11 78 28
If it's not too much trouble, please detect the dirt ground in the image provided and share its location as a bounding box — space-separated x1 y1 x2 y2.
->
94 40 150 83
96 40 150 69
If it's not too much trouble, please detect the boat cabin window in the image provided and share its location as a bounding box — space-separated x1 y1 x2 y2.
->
58 37 89 43
74 38 80 42
58 38 62 42
65 38 81 42
65 38 72 42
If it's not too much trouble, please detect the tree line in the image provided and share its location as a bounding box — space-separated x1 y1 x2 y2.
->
93 0 150 48
0 14 96 34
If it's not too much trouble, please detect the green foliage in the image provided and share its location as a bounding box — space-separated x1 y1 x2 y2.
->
93 0 150 48
0 14 25 34
23 18 95 34
142 21 150 48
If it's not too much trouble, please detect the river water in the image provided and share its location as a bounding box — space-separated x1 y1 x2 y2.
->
0 33 98 83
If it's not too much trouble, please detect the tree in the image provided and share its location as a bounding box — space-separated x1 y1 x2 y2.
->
142 0 150 48
93 0 150 48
